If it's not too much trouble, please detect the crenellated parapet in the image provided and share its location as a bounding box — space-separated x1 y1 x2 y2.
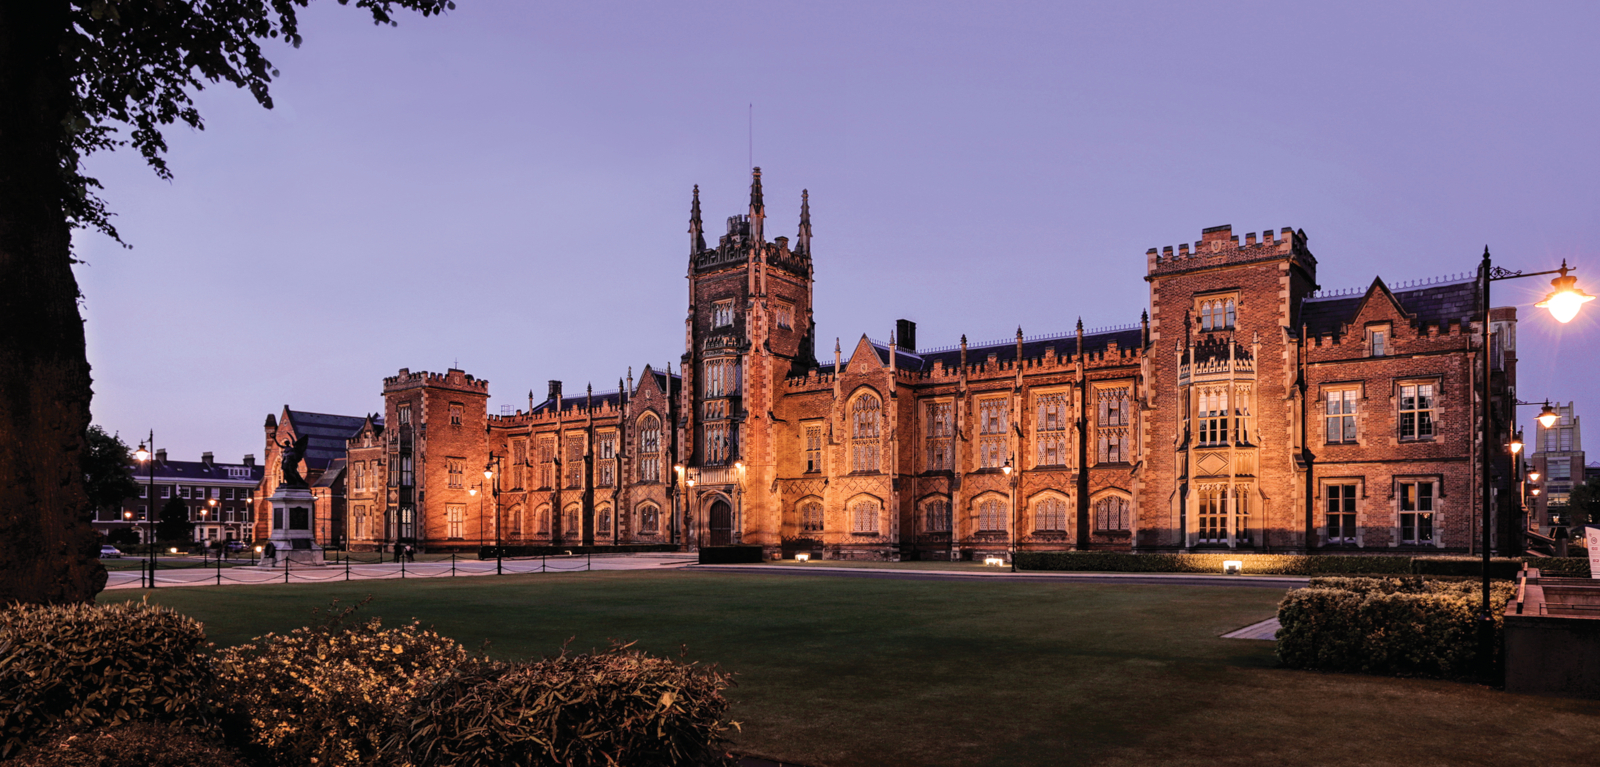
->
1147 224 1317 278
383 367 490 395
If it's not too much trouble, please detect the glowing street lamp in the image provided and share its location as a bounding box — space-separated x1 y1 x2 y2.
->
1533 262 1595 324
1537 403 1560 429
1528 470 1541 483
1509 432 1524 455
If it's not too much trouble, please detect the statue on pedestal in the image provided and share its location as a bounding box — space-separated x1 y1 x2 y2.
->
278 435 309 489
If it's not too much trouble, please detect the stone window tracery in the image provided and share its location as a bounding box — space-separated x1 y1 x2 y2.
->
805 424 823 473
598 432 616 487
639 503 660 534
1095 496 1130 531
977 496 1008 533
851 394 881 473
922 497 951 532
639 415 661 483
800 500 824 533
925 401 953 471
1098 386 1132 462
1034 495 1069 532
850 498 879 534
446 504 465 540
1036 392 1069 467
1199 298 1237 331
597 505 612 536
979 398 1009 469
712 300 735 328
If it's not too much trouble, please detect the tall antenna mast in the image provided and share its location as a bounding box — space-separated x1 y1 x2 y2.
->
748 103 753 170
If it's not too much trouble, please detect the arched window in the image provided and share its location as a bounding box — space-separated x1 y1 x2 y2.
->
1095 496 1130 531
509 503 525 538
1201 301 1214 331
537 505 551 534
800 500 824 533
564 504 581 538
922 498 951 532
638 414 661 482
977 497 1008 533
850 498 879 534
1034 496 1069 532
638 503 660 534
1224 299 1236 328
851 393 881 472
596 505 612 535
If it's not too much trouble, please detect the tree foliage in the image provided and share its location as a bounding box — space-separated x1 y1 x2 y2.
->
82 425 140 514
61 0 457 245
157 495 193 543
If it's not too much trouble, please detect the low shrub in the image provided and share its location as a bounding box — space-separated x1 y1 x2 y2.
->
7 722 244 767
1014 551 1412 575
1277 577 1515 679
0 601 215 759
215 602 469 767
1532 557 1591 577
396 642 738 767
1411 556 1524 579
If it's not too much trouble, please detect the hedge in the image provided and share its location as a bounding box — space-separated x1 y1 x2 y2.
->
215 603 469 767
1014 551 1592 578
7 723 244 767
1276 577 1516 679
394 642 737 766
0 602 217 760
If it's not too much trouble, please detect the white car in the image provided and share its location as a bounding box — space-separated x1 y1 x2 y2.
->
99 545 123 558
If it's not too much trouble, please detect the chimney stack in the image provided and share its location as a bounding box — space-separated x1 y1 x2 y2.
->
201 451 214 467
895 319 917 352
155 449 167 464
243 454 256 467
547 380 563 404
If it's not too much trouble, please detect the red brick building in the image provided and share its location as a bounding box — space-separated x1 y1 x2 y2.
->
306 169 1522 559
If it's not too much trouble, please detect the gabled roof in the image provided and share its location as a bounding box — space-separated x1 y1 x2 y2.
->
1301 277 1479 337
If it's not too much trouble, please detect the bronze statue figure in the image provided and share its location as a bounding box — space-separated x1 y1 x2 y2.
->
279 434 310 489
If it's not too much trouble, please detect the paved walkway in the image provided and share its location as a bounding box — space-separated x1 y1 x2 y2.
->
104 553 697 590
1220 617 1282 640
689 563 1310 589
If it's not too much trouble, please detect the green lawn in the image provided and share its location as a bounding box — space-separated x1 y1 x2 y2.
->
102 571 1598 767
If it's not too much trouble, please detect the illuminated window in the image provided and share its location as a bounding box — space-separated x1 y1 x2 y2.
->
446 504 465 539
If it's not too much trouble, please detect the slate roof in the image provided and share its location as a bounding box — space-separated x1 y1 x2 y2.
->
313 458 346 489
284 410 366 471
531 391 623 415
913 327 1144 371
128 458 263 484
1301 278 1479 337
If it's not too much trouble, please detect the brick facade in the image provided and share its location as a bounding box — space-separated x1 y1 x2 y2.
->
296 169 1521 559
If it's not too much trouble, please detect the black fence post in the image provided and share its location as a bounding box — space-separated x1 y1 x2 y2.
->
216 553 222 586
401 555 406 579
451 552 457 577
346 555 351 582
284 555 291 584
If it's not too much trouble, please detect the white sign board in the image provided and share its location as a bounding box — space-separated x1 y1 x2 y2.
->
1585 525 1600 580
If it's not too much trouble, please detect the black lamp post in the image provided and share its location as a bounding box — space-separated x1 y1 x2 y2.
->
470 481 483 552
1003 457 1016 572
485 452 501 575
1476 249 1591 676
134 432 156 588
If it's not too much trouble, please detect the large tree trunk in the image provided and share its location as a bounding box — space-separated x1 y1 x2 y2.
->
0 2 107 604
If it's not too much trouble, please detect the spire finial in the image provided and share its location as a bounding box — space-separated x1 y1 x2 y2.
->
796 189 812 253
689 185 705 255
1076 317 1084 332
750 167 764 212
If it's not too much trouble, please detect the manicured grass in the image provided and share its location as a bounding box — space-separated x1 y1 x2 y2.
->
102 571 1598 767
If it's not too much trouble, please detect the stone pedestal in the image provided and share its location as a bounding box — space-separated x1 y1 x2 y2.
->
260 485 325 567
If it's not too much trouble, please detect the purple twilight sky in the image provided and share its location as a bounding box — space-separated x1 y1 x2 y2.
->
74 0 1600 464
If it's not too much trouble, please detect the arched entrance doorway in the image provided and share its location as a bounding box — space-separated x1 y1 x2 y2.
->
709 499 733 546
